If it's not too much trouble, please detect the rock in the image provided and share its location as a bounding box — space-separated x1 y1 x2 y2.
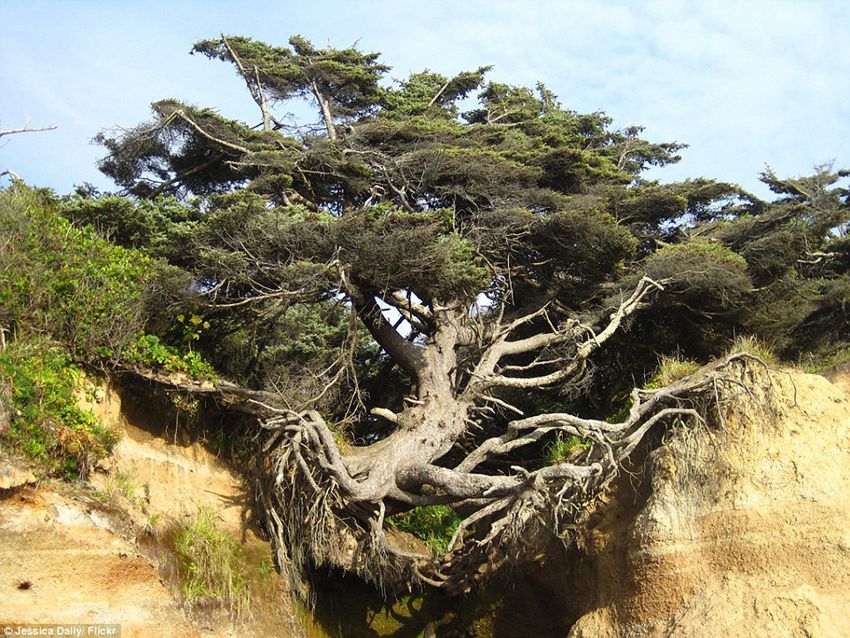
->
51 503 96 528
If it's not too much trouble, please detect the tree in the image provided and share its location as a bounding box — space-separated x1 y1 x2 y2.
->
94 35 848 594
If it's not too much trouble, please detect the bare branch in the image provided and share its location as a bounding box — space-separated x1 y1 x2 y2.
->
466 276 665 395
171 110 251 154
339 267 426 380
311 80 337 141
0 123 57 139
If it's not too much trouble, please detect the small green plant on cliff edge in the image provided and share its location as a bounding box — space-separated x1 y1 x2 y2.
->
125 333 216 380
0 339 117 479
646 354 702 389
726 334 776 364
173 507 250 620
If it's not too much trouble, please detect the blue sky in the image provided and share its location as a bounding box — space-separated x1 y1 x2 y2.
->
1 0 848 198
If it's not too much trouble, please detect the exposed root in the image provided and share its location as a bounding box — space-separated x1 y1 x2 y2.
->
254 352 775 596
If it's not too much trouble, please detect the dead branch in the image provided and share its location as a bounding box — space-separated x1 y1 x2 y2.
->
0 123 57 139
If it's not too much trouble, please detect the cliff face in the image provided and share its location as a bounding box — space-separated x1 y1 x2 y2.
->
567 369 850 637
0 378 298 638
3 367 849 637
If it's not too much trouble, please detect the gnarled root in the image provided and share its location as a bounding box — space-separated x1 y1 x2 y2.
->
255 353 770 596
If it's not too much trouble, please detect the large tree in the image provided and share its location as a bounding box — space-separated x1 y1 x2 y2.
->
94 35 848 593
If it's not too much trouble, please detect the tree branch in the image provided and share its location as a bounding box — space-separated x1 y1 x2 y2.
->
311 80 337 141
0 124 57 139
171 110 251 154
338 267 425 380
466 276 665 396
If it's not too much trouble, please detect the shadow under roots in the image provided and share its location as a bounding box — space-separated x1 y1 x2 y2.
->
299 568 435 638
299 561 590 638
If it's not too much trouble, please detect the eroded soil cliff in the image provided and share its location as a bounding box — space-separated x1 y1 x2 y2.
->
567 368 850 637
2 366 849 637
0 378 298 638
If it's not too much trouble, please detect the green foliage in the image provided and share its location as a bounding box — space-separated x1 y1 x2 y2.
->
0 183 152 361
646 355 702 389
125 333 216 380
0 339 117 478
726 334 777 364
645 240 751 312
381 68 490 118
206 300 373 411
193 34 389 118
88 35 850 436
390 505 462 556
173 507 250 619
176 313 211 349
0 182 215 486
60 190 202 261
544 433 590 464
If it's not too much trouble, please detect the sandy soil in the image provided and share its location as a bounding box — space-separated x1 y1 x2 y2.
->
0 482 202 638
568 368 850 637
1 378 299 638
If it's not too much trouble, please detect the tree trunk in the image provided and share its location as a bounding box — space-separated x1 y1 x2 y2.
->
343 315 472 501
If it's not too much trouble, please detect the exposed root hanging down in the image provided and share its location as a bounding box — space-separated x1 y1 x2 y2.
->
254 353 772 596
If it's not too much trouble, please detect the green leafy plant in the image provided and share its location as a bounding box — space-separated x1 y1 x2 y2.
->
0 339 117 478
257 556 273 579
173 507 250 620
177 313 211 350
0 184 152 361
125 333 216 380
390 505 462 556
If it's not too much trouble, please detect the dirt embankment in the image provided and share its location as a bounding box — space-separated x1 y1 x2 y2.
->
567 368 850 637
0 377 299 638
3 366 849 637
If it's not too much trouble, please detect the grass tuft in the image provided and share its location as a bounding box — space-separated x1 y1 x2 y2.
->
173 507 250 621
800 345 850 374
545 433 590 464
726 334 777 364
646 354 701 389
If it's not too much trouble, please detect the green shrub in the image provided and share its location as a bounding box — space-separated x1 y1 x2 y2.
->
644 239 752 312
0 339 117 478
173 507 250 620
0 183 217 478
59 190 202 260
124 333 216 380
0 183 151 360
390 505 462 556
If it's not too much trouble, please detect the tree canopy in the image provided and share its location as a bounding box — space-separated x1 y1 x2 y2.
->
83 34 850 593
